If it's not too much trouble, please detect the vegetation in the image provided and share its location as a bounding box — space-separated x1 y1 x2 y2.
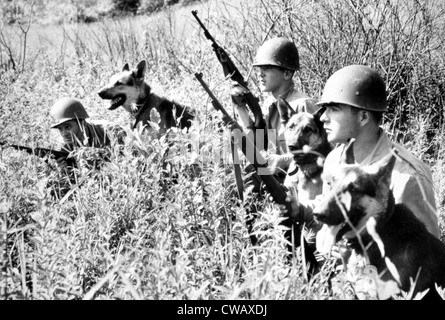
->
1 0 445 300
1 0 199 25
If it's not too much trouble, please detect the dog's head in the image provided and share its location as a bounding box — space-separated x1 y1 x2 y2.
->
284 111 331 164
313 149 397 254
98 60 148 113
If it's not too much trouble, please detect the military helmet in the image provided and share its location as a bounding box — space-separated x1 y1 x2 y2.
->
253 37 300 71
50 97 89 128
316 65 387 112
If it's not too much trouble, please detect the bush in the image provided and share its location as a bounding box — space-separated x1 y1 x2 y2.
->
1 0 445 301
112 0 140 15
137 0 183 14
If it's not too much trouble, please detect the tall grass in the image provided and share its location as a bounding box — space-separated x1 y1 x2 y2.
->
1 0 445 300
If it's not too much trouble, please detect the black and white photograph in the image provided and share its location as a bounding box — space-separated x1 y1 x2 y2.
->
1 0 444 305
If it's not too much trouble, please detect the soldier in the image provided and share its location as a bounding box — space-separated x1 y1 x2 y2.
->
47 97 126 199
317 65 439 238
282 65 439 261
232 37 318 173
49 97 125 170
231 37 318 246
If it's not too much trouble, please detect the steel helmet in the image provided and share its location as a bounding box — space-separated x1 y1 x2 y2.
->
50 97 89 128
316 65 387 112
253 37 300 71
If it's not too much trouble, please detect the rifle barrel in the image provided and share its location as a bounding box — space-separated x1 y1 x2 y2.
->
191 10 216 43
191 10 266 134
1 141 69 159
194 73 232 120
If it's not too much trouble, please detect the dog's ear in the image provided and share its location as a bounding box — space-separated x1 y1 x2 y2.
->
377 153 397 176
313 113 324 134
367 153 396 188
313 107 324 125
313 107 328 138
340 139 355 164
122 63 130 72
133 60 147 79
277 96 296 125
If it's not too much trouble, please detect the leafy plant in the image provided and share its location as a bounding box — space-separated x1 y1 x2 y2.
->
0 0 444 301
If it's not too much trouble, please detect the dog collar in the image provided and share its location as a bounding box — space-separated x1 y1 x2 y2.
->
287 161 299 176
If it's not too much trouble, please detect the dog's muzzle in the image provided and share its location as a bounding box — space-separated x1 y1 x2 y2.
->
98 90 126 110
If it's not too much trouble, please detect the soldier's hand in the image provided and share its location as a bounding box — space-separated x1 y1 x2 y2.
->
277 187 300 220
230 81 249 106
328 241 352 267
267 153 292 175
266 153 280 174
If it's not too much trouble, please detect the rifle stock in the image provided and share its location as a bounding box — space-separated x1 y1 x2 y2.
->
192 10 267 137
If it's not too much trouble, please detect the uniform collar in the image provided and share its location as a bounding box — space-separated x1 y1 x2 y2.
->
360 128 391 166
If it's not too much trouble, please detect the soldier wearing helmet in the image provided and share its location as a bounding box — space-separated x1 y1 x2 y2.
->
233 37 318 163
282 65 439 241
49 97 124 169
231 37 318 247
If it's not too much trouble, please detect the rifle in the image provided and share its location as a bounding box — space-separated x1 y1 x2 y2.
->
195 72 317 272
0 141 75 167
192 10 267 141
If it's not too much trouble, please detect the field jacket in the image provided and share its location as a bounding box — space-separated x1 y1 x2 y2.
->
323 129 439 238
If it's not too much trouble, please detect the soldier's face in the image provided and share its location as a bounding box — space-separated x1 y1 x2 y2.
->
256 66 286 93
319 104 361 144
57 120 83 145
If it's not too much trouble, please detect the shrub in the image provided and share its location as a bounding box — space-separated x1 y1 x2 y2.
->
1 0 444 301
111 0 140 15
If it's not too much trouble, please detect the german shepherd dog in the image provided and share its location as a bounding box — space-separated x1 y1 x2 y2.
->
313 146 445 300
98 60 195 134
283 111 333 210
279 111 333 274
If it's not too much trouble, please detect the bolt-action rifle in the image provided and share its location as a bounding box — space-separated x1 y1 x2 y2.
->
0 141 75 167
192 10 267 148
194 72 317 271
